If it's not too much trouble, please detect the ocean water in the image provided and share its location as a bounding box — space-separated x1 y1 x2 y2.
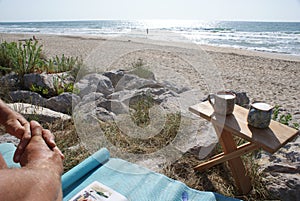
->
0 20 299 55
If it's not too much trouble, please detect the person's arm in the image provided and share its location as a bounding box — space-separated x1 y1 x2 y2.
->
0 121 64 201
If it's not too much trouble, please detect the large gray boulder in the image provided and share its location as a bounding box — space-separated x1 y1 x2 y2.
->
103 70 125 87
9 90 47 106
257 140 300 201
79 92 104 106
8 90 80 114
75 73 114 98
114 74 158 92
73 100 115 123
46 92 80 114
95 99 128 115
7 103 71 123
23 72 74 97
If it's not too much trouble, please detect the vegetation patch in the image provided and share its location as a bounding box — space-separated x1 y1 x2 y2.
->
99 95 181 154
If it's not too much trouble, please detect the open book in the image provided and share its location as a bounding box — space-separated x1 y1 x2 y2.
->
69 181 128 201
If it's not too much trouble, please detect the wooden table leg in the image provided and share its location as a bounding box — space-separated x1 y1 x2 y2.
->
194 142 257 171
218 128 252 194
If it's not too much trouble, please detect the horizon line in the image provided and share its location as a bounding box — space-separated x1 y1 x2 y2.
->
1 19 300 23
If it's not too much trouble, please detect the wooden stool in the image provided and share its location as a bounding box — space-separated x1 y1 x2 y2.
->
189 101 299 194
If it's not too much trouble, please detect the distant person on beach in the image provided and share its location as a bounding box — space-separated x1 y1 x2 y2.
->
146 28 149 35
0 99 64 200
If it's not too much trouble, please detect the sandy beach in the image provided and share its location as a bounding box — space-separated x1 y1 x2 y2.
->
1 33 300 124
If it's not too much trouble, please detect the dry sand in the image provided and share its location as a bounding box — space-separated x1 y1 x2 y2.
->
1 33 300 124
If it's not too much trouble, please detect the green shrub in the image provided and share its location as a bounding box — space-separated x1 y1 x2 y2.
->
0 41 16 73
45 54 80 74
272 105 299 129
0 40 45 78
53 75 79 95
0 40 83 77
29 84 49 96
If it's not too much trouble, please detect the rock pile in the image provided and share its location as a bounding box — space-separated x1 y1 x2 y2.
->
257 138 300 201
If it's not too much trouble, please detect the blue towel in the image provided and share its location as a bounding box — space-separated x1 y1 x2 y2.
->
61 147 110 196
0 143 242 201
62 148 243 201
0 143 20 168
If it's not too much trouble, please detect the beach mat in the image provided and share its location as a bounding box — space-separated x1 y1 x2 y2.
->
0 143 242 201
0 143 20 168
62 148 242 201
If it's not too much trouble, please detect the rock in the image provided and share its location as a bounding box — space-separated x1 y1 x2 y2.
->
46 92 81 114
159 89 206 115
80 92 104 106
109 87 178 110
231 91 250 108
94 107 116 122
127 67 156 80
9 90 47 106
73 90 129 124
23 72 74 97
73 100 115 123
95 99 128 115
9 90 80 114
7 103 71 123
114 74 157 92
156 90 179 105
75 73 114 98
0 72 20 91
74 77 96 98
110 88 155 106
173 115 214 154
257 141 300 201
161 80 190 94
103 70 125 87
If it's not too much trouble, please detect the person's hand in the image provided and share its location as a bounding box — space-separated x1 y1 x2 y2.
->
19 121 64 201
2 107 63 162
2 110 31 163
19 121 64 177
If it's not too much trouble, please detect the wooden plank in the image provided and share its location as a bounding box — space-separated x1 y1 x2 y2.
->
194 142 258 171
189 101 299 153
218 129 252 194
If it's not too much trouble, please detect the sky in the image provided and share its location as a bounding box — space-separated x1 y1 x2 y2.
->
0 0 300 22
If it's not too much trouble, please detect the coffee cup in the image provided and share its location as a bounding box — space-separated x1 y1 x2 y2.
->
247 102 273 128
208 91 236 115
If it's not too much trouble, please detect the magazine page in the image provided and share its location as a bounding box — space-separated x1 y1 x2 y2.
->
69 181 128 201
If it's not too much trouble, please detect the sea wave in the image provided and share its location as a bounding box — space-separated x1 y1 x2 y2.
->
0 20 299 55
